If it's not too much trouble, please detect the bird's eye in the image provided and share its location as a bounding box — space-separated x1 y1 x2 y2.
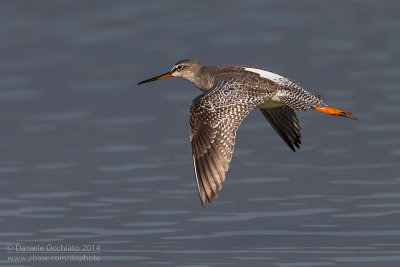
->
177 65 183 70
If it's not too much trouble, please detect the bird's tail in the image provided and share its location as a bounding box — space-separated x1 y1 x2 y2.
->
311 106 358 120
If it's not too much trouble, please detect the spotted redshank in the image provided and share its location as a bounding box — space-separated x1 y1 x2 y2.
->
138 59 358 207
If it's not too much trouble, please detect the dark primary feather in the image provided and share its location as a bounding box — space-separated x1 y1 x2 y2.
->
260 106 301 152
190 80 269 207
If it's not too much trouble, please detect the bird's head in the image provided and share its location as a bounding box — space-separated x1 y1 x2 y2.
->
138 59 202 85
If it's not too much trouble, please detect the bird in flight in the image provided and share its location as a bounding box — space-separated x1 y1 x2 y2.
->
138 59 358 207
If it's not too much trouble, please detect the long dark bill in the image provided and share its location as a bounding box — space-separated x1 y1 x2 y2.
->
137 71 173 85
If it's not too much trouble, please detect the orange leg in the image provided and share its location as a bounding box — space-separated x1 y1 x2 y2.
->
311 106 358 120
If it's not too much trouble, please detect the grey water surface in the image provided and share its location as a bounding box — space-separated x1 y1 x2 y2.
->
1 1 400 266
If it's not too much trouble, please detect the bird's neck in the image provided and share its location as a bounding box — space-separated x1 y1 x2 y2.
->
192 66 215 92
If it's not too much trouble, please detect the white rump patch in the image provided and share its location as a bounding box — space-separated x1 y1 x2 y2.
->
244 67 287 85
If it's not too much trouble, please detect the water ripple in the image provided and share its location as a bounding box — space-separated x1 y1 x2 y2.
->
0 207 69 217
16 191 91 199
0 89 41 100
97 163 163 172
33 162 76 170
0 166 26 173
323 255 400 263
86 115 155 127
28 111 91 122
229 177 289 184
93 144 147 153
165 229 400 240
121 222 178 227
328 178 400 185
41 228 178 236
276 262 334 267
96 197 148 203
138 210 191 215
189 208 341 222
331 210 400 218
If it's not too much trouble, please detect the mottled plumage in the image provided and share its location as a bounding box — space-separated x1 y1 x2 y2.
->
190 80 270 206
138 59 358 207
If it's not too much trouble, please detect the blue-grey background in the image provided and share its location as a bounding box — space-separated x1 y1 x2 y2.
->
1 1 400 266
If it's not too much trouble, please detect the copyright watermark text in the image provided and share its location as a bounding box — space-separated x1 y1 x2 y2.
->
4 243 101 263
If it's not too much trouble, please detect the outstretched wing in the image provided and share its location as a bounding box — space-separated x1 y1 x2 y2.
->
260 106 301 152
190 80 269 207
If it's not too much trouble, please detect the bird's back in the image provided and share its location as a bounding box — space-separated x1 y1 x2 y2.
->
200 65 279 93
